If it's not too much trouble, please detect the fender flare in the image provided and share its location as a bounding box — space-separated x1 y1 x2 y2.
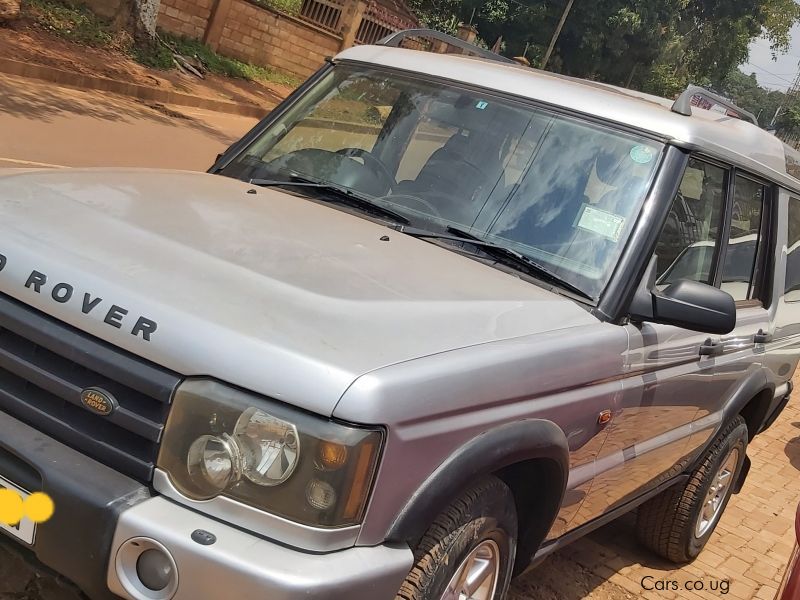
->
720 367 772 437
689 367 771 474
386 419 569 545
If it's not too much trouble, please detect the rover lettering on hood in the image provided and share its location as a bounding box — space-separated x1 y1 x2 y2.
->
0 252 158 341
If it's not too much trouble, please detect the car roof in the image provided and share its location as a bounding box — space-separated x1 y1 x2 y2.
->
335 45 800 193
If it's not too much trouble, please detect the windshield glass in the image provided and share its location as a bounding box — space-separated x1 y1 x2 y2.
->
220 65 664 299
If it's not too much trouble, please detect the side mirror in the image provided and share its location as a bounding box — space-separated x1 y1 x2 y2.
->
630 258 736 335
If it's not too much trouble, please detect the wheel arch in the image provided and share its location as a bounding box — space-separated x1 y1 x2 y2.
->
385 419 569 571
686 368 772 477
720 368 774 442
738 388 775 441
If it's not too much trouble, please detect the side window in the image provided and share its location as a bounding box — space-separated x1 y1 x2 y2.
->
786 198 800 302
655 159 726 287
720 175 765 301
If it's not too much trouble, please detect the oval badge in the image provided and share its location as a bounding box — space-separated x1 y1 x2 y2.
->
80 388 118 416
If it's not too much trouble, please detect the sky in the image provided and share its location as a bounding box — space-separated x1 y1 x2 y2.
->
742 23 800 91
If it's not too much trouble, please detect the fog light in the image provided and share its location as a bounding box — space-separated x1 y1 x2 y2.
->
306 479 337 510
136 549 174 592
115 537 178 600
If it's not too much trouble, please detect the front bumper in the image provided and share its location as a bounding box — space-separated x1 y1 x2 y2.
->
108 497 412 600
0 411 413 600
0 410 147 600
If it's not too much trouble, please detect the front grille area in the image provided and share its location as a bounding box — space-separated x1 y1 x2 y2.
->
0 293 181 482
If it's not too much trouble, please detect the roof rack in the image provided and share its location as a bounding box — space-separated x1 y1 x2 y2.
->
376 29 515 65
671 85 759 126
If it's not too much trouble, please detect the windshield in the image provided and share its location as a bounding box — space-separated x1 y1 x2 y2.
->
220 65 664 299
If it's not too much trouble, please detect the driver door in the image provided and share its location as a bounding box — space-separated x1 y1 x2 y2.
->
569 157 735 528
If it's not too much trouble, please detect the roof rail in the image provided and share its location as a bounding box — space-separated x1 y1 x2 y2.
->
671 85 759 126
376 29 515 65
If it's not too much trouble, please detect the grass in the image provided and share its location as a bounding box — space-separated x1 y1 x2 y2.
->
250 0 302 16
23 0 119 47
150 32 302 87
22 0 301 87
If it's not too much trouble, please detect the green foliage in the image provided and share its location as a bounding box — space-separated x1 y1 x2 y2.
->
405 0 513 34
643 64 686 99
715 70 781 127
23 0 116 47
155 33 301 86
759 0 800 55
786 103 800 129
132 39 174 69
249 0 302 16
407 0 800 106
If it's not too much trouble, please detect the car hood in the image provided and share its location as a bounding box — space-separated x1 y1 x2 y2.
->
0 169 598 416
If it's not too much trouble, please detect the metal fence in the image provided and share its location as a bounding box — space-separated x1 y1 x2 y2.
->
299 0 417 43
355 16 393 45
299 0 344 32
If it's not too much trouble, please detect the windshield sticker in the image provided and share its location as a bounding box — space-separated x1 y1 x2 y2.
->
475 100 489 110
630 145 656 164
576 205 626 242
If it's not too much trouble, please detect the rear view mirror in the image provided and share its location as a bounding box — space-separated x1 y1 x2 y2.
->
630 258 736 334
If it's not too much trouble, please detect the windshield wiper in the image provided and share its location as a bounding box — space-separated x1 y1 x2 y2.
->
249 176 410 225
395 225 593 301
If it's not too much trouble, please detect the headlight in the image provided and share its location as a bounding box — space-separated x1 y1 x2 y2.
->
158 380 383 528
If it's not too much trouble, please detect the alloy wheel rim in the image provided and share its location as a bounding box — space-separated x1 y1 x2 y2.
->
695 447 740 538
440 539 501 600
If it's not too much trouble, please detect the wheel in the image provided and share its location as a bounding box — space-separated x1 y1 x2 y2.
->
636 415 748 563
396 476 517 600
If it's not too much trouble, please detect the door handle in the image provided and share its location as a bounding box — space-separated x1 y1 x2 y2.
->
699 338 724 357
754 329 772 344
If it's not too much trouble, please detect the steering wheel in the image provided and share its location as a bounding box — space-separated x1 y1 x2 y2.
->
336 148 396 192
382 194 443 219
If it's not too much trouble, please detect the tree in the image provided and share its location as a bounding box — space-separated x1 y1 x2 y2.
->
405 0 800 102
715 70 783 127
405 0 514 34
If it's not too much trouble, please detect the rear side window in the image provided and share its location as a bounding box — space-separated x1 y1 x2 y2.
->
786 198 800 302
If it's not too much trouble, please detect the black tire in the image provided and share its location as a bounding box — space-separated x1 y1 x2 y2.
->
396 476 517 600
636 415 748 563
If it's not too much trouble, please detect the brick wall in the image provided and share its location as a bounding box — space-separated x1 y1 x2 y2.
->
155 0 342 79
217 0 340 78
158 0 214 40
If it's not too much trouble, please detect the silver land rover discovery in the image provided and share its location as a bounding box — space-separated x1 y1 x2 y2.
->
0 29 798 600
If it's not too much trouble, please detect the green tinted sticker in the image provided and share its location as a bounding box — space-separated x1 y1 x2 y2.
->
476 101 489 110
630 145 655 164
577 205 626 242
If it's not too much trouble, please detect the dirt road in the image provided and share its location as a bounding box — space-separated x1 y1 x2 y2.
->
0 74 259 171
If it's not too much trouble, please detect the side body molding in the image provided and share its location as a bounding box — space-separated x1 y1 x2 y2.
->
386 419 570 547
